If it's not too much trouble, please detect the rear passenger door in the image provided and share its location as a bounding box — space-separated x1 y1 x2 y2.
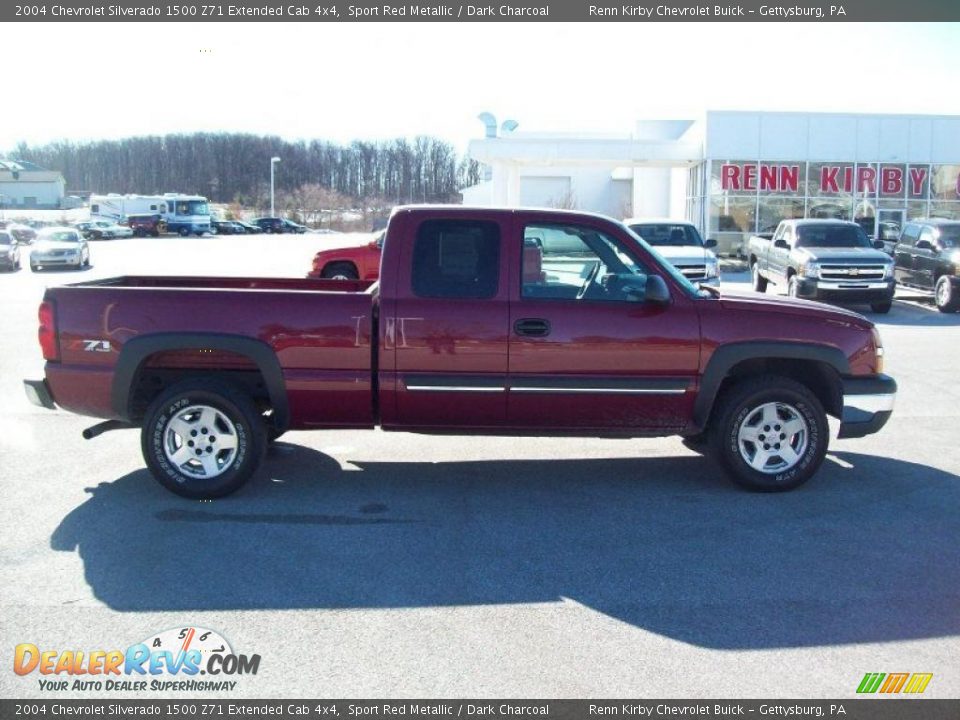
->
894 223 919 285
507 220 700 431
387 215 509 428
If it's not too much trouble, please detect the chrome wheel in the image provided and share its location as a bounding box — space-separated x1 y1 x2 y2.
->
936 277 950 308
162 404 239 479
737 401 808 474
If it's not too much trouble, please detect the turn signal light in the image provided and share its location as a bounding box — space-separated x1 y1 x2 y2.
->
38 301 59 362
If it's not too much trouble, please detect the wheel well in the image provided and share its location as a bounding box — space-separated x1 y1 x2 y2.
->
128 349 272 422
324 260 358 275
749 254 757 266
786 267 796 278
710 358 843 420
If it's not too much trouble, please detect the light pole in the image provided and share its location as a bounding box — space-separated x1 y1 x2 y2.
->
270 156 281 217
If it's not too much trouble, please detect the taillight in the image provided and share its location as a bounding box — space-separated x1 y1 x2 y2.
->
38 301 59 361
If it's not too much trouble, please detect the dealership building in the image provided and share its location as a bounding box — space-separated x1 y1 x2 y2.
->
0 159 67 210
463 111 960 255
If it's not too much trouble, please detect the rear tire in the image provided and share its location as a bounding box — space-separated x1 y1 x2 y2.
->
321 262 359 280
751 262 768 293
709 375 828 492
871 300 892 314
935 276 959 313
179 227 191 237
141 380 267 499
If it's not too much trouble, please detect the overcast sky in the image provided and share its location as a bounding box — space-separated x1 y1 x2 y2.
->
6 22 959 151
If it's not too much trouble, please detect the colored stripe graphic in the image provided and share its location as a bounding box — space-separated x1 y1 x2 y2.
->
857 673 885 693
903 674 934 694
880 673 909 693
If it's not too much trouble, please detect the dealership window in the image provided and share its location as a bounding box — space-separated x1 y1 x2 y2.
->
757 197 805 234
930 201 960 220
709 195 756 233
931 165 960 201
411 220 500 299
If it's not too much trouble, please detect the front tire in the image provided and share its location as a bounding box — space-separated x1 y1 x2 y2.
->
787 275 799 298
751 262 768 293
935 276 959 313
179 227 191 237
710 375 828 492
141 380 267 498
321 262 359 280
871 300 893 314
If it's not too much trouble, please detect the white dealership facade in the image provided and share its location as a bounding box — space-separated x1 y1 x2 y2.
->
463 111 960 255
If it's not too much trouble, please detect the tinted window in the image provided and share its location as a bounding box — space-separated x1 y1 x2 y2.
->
796 224 871 248
900 224 920 247
628 223 703 248
522 223 650 302
937 226 960 248
411 220 500 299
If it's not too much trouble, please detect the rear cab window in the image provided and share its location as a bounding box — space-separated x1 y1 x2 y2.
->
411 219 500 299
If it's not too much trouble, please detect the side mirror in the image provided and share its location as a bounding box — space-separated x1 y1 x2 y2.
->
704 238 718 249
774 238 790 249
872 240 885 250
915 240 933 251
624 274 670 304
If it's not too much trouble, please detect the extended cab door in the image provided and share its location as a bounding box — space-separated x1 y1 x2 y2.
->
894 223 919 285
507 218 700 431
767 224 792 283
380 212 510 429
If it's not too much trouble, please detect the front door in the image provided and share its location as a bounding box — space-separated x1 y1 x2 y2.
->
389 215 510 428
507 219 701 432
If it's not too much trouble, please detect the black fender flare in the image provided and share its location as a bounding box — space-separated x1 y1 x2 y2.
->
694 341 850 428
111 333 289 430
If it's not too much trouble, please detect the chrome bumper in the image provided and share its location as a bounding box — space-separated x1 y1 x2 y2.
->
838 375 896 439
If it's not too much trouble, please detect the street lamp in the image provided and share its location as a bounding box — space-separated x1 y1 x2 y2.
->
270 157 281 217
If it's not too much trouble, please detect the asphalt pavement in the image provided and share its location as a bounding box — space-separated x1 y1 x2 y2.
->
1 233 957 699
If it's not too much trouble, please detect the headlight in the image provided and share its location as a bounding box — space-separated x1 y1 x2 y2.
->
884 263 894 278
800 261 819 278
704 259 719 279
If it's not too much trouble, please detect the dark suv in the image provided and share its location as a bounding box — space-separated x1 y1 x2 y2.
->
253 217 285 234
893 219 960 312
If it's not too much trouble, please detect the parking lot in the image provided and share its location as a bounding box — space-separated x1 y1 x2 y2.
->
1 233 958 699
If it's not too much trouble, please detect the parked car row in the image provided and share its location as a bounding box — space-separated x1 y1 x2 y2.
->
748 217 960 313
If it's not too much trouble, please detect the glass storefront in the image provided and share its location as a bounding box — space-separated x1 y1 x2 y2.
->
692 160 960 256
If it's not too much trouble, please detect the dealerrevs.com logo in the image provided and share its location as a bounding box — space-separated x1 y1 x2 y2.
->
13 626 260 692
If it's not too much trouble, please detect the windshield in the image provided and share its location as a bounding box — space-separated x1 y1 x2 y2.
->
621 224 702 296
796 224 872 249
937 227 960 247
41 230 82 243
629 223 704 248
174 200 209 216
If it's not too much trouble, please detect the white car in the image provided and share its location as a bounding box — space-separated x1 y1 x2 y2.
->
624 217 720 288
76 219 134 240
30 227 91 271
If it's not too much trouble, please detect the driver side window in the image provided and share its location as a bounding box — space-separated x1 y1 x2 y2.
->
521 223 648 302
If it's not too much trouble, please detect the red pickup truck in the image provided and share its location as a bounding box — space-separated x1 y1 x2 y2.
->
24 206 896 498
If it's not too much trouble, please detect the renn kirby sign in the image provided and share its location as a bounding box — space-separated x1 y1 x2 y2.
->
719 162 959 197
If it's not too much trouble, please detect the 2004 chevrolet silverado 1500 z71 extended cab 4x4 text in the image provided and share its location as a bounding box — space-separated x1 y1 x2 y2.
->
24 206 896 498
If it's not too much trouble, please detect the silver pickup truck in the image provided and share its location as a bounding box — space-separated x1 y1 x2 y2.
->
747 219 895 314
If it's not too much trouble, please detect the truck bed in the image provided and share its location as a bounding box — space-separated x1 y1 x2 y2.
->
44 276 379 429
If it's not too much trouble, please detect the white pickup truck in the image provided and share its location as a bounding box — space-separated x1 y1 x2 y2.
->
624 218 720 287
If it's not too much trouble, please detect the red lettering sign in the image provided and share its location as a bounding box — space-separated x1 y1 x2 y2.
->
909 167 927 197
821 166 840 193
779 166 799 193
721 164 740 191
743 164 757 191
880 167 903 196
759 165 778 191
857 166 877 193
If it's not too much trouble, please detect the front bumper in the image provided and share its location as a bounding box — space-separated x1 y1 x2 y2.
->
838 374 896 439
795 277 895 304
31 254 81 266
23 379 56 410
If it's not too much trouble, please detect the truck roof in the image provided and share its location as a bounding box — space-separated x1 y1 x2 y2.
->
391 204 622 224
783 218 858 227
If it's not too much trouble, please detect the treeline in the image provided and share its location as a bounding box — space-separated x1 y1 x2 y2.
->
9 133 483 206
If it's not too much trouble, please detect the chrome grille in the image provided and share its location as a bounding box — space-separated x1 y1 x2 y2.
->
676 264 707 280
819 265 886 281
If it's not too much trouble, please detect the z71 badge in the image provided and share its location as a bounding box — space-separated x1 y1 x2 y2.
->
82 340 111 352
